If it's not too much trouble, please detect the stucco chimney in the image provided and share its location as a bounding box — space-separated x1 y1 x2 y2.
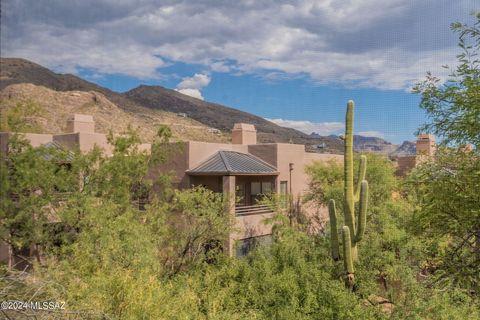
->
66 114 95 133
416 134 435 156
232 123 256 145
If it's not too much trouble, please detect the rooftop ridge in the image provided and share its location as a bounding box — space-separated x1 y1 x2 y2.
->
218 150 233 173
187 150 278 176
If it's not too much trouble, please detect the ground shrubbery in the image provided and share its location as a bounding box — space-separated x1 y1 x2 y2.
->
2 130 479 319
2 15 480 319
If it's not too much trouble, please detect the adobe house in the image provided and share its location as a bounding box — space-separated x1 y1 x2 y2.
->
150 123 342 255
0 115 341 260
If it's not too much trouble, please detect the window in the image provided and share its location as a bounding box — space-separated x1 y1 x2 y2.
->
280 181 288 195
250 181 274 204
262 181 272 194
251 182 261 195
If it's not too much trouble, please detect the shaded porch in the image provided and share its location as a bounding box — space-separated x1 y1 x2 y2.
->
186 150 280 255
186 150 280 216
188 174 278 215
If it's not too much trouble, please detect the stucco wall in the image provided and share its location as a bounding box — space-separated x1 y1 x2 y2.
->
396 155 416 176
53 132 113 155
22 133 53 147
234 212 275 240
248 144 278 167
275 143 309 196
148 142 190 189
188 141 248 169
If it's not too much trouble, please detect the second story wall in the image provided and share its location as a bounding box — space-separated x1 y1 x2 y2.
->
188 141 248 169
53 132 113 155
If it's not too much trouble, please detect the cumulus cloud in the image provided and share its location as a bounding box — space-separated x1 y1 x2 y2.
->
266 118 344 136
357 131 385 139
1 0 475 88
175 73 211 100
175 88 204 100
176 73 211 90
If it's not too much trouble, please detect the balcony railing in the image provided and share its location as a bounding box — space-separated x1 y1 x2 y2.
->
235 204 273 216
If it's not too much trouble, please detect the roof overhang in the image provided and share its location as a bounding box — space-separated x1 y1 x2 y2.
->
186 150 279 176
187 171 279 176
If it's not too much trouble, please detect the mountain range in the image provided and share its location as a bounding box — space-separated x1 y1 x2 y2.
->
0 57 414 156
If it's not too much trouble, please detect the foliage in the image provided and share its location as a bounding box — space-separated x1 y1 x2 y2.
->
305 158 343 210
184 221 381 320
2 125 479 318
0 134 77 267
306 153 396 211
3 38 480 317
405 147 480 294
0 100 44 133
408 13 480 296
413 13 480 147
43 219 384 319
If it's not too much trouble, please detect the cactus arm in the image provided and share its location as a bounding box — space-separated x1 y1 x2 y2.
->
354 155 367 202
355 180 368 243
344 100 356 239
328 199 340 260
342 226 355 274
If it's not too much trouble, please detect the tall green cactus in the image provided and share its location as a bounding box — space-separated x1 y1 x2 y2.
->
328 100 369 288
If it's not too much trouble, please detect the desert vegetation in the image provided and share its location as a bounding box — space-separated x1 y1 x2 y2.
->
1 14 479 320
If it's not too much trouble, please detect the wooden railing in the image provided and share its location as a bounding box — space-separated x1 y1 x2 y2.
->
235 204 273 216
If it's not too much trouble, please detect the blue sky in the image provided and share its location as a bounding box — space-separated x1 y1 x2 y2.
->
2 1 478 143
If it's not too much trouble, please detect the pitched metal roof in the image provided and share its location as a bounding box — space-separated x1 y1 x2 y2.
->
187 151 278 176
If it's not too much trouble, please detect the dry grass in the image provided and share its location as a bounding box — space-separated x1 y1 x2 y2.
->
0 83 230 144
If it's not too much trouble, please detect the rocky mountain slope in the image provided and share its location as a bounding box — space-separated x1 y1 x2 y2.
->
352 135 397 153
389 141 416 158
0 83 230 143
312 133 397 154
0 58 342 152
1 57 415 155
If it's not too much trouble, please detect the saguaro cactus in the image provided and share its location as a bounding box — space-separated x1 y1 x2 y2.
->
328 100 369 288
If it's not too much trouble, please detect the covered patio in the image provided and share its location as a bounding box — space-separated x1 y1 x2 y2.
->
186 150 279 216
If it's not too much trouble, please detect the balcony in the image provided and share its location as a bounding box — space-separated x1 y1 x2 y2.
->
235 204 274 216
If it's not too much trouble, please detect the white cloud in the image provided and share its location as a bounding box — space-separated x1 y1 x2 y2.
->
175 88 204 100
1 0 473 89
358 131 385 139
175 73 211 100
266 118 344 136
176 73 211 90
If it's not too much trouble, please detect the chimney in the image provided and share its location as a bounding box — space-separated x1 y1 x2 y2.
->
66 114 95 133
416 134 435 156
232 123 256 145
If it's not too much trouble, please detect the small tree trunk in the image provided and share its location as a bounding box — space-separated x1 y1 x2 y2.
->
8 242 13 271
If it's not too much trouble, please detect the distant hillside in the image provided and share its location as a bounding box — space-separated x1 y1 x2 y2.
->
0 57 342 153
353 135 397 153
0 58 155 114
311 133 398 154
125 85 343 151
390 141 416 158
0 83 230 143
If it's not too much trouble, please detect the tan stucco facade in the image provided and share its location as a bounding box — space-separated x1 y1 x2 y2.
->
154 124 342 254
